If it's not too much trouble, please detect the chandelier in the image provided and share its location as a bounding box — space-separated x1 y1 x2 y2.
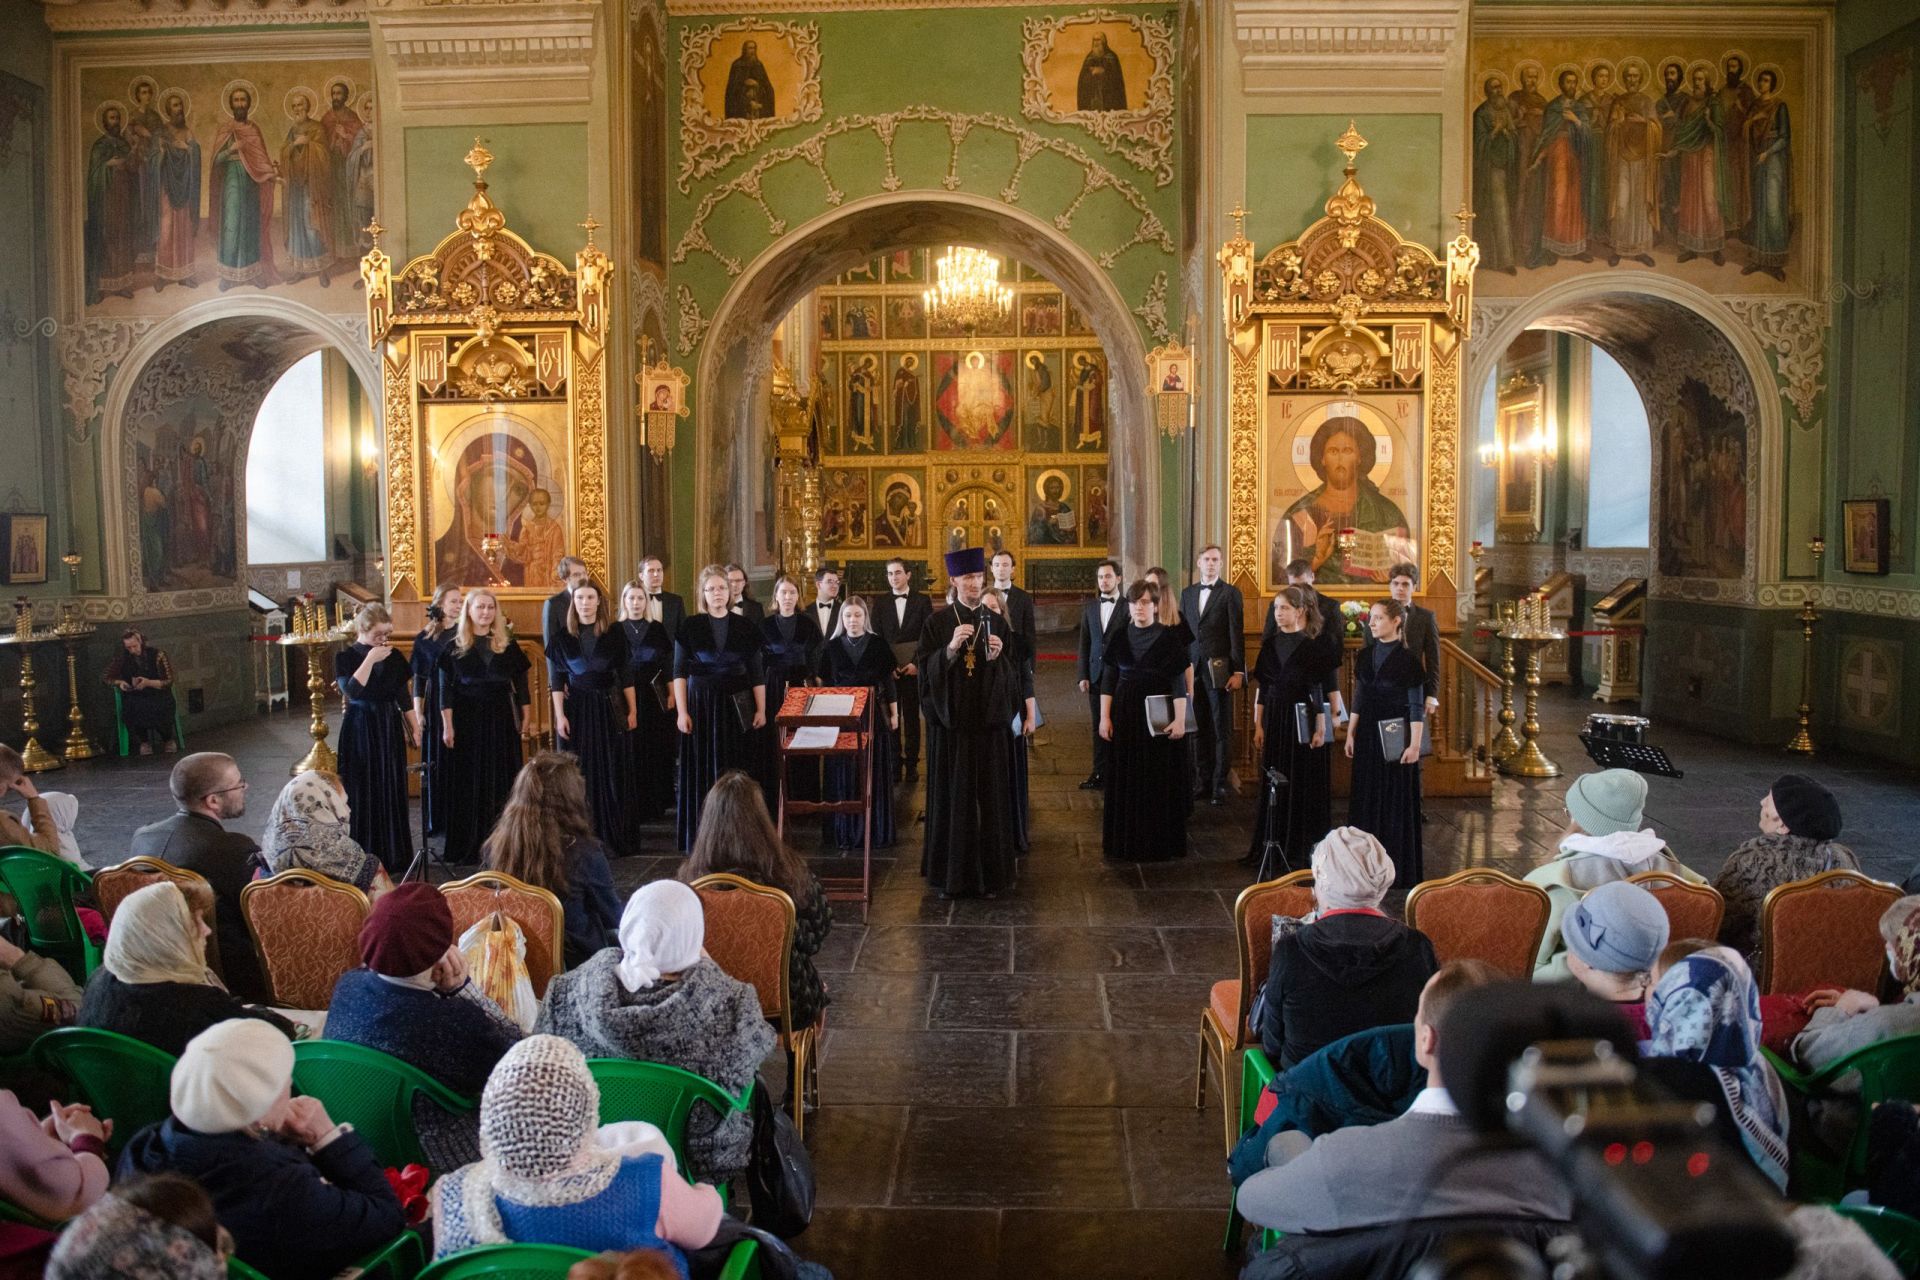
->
924 246 1013 332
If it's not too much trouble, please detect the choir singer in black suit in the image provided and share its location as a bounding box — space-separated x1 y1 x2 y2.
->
989 550 1038 667
810 564 845 641
1075 559 1123 790
875 557 933 782
541 555 589 651
638 555 686 636
1178 544 1245 806
1386 561 1441 719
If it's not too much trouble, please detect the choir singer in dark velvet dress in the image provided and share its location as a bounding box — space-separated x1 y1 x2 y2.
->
819 596 899 850
548 580 637 855
411 584 463 840
761 574 822 812
437 587 533 863
673 564 768 851
1099 578 1193 862
334 604 418 873
1346 598 1426 888
1248 587 1336 869
617 580 677 826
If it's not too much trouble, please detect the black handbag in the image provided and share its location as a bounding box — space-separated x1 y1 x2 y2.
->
745 1082 815 1239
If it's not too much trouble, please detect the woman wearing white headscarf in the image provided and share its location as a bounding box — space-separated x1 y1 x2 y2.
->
1254 827 1438 1069
77 882 295 1056
258 771 391 894
535 881 775 1183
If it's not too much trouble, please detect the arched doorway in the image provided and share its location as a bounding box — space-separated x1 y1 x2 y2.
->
695 193 1156 573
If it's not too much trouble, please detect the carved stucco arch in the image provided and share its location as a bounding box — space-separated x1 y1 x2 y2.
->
99 296 378 610
693 190 1157 573
1464 274 1785 599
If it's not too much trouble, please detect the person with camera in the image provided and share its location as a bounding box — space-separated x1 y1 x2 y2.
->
1247 586 1335 869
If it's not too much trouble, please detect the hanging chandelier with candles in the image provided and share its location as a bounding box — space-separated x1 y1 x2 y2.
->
923 246 1014 332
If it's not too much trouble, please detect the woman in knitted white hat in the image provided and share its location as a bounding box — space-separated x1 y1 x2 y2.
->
116 1018 407 1279
536 880 774 1184
430 1034 722 1272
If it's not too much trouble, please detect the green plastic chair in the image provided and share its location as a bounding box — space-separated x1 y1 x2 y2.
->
228 1229 424 1280
1834 1204 1920 1277
1764 1032 1920 1199
415 1239 760 1280
0 846 102 983
32 1026 176 1155
291 1039 478 1173
585 1058 750 1181
1224 1048 1282 1253
114 686 187 758
0 1198 61 1230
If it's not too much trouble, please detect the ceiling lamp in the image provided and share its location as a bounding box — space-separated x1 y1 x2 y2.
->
924 246 1013 332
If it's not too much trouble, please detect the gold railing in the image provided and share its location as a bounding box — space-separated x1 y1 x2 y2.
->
1431 636 1501 794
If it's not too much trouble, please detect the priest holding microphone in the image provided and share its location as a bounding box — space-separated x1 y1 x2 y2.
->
918 546 1019 899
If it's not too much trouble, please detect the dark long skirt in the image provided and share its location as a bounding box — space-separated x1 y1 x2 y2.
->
566 686 633 856
1102 704 1190 863
443 695 524 864
827 714 896 850
676 677 761 851
626 686 678 824
1347 716 1424 888
338 701 412 873
1247 704 1334 869
122 688 176 736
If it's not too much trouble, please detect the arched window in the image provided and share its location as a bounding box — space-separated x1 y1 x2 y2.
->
245 352 328 564
1585 346 1650 548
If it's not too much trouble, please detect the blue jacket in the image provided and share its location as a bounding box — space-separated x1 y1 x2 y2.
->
325 969 523 1096
118 1117 406 1279
1227 1023 1423 1187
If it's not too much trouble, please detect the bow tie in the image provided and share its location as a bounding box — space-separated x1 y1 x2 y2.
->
1100 595 1116 603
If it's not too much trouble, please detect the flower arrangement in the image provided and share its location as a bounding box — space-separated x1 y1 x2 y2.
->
1339 599 1367 637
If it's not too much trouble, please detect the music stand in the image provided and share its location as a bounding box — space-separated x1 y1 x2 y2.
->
775 686 875 918
1577 734 1684 779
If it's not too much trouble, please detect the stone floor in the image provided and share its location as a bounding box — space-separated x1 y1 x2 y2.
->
19 632 1920 1279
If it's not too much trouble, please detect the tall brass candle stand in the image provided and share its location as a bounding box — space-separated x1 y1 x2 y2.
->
56 554 99 761
279 600 344 776
1490 599 1522 762
1497 595 1565 779
1784 536 1824 756
6 601 61 773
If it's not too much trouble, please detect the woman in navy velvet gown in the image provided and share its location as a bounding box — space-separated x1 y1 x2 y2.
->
547 580 636 855
1346 599 1426 888
672 565 768 851
437 588 532 864
1099 579 1193 862
760 574 823 812
819 595 899 850
617 580 678 829
334 603 418 873
410 583 462 841
1248 587 1336 870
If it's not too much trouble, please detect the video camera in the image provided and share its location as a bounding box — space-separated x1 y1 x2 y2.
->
1427 983 1796 1280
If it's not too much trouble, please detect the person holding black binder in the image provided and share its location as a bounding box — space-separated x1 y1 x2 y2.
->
876 556 932 782
820 595 900 850
1248 586 1335 870
334 603 418 874
547 579 636 854
1099 578 1193 862
616 580 677 828
1346 598 1426 887
672 564 767 851
760 573 823 812
983 586 1039 852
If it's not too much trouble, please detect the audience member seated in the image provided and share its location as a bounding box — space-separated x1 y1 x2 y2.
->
568 1249 684 1280
483 751 622 970
430 1035 723 1272
1791 894 1920 1078
1237 960 1570 1234
0 744 64 857
1256 827 1438 1069
0 930 80 1056
46 1175 231 1280
680 770 833 1031
1555 879 1671 1038
129 752 267 1000
117 1018 407 1279
77 881 295 1055
1713 773 1859 956
1780 1204 1903 1280
1527 768 1700 979
325 881 524 1167
1640 945 1790 1192
537 881 775 1184
105 628 179 757
0 1090 109 1234
259 770 392 896
1229 1021 1427 1188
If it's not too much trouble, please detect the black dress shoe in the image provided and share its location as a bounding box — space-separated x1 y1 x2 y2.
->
1079 774 1103 790
1210 789 1227 807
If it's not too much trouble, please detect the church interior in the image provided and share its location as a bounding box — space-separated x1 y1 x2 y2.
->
3 0 1920 1276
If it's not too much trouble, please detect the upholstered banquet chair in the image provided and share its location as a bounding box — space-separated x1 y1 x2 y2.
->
1628 870 1726 944
94 856 225 978
1759 869 1903 997
439 870 565 999
240 869 369 1010
1197 869 1315 1155
1403 868 1551 979
692 871 817 1137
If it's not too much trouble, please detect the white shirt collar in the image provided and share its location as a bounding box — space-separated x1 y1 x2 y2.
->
1406 1086 1458 1117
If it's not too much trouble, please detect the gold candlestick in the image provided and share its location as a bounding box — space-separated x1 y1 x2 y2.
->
1497 595 1566 779
1490 599 1521 761
59 629 99 762
1785 535 1823 755
16 636 62 773
280 605 339 776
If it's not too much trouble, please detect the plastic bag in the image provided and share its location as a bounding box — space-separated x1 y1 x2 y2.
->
459 913 538 1031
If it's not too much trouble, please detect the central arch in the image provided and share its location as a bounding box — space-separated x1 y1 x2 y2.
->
694 191 1158 573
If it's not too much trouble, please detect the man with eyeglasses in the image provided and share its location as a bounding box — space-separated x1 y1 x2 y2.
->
131 752 266 999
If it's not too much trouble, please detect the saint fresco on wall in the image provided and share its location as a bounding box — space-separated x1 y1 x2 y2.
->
1469 30 1813 291
630 5 667 269
934 351 1017 451
78 60 373 315
678 18 822 191
1020 7 1176 186
1657 376 1747 580
133 402 242 592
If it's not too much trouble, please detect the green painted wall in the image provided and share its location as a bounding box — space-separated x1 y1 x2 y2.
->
403 124 591 261
1243 113 1444 253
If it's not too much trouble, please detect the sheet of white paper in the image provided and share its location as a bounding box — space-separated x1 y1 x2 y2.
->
808 693 856 717
790 726 840 750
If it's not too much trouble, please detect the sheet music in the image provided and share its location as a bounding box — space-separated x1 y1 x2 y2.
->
790 726 840 750
808 693 857 717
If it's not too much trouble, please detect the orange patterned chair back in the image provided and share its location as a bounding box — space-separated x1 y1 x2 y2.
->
95 858 226 978
239 870 369 1010
440 871 566 998
1759 869 1903 997
1627 872 1726 944
692 873 795 1035
1404 869 1552 979
1230 871 1315 1030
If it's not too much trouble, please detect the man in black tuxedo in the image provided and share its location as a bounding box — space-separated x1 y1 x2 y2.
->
1075 559 1123 789
1385 561 1441 716
1263 557 1349 723
542 555 588 650
875 556 933 780
990 550 1037 672
1179 544 1245 805
811 565 845 639
724 562 765 626
638 555 686 636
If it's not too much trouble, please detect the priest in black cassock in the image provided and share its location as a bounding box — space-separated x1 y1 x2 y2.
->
918 547 1019 899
